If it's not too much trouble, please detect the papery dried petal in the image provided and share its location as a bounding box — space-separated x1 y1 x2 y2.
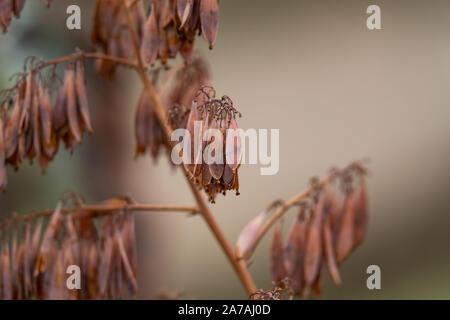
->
354 178 368 246
323 213 342 286
180 0 193 29
19 71 33 136
225 118 242 171
79 216 99 299
34 203 62 298
284 210 307 294
121 212 137 278
0 0 13 33
2 244 12 300
335 193 355 264
12 0 25 18
303 194 325 289
98 215 114 298
236 211 265 261
64 69 82 143
270 223 287 284
5 98 21 159
200 0 219 49
141 3 160 67
75 60 94 133
0 117 7 190
115 228 138 296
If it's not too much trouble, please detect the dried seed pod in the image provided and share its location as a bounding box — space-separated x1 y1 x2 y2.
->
179 0 193 29
115 227 138 296
34 203 62 299
135 90 168 161
200 0 219 49
75 60 93 134
354 178 368 246
11 230 21 299
79 216 99 299
303 194 325 290
22 223 32 298
5 98 22 160
48 250 65 300
270 223 287 284
98 215 114 298
141 3 160 67
236 211 266 261
0 117 7 190
64 68 82 143
0 0 13 33
12 0 26 18
2 244 12 300
183 101 203 176
335 192 356 264
323 213 342 286
284 210 307 294
121 212 137 278
37 83 52 147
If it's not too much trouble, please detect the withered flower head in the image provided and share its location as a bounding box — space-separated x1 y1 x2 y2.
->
0 56 93 190
134 89 168 161
139 0 220 66
0 196 139 300
184 86 242 203
239 163 369 299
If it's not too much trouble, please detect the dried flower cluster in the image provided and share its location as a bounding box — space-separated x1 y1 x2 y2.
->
135 56 210 161
92 0 146 78
0 198 138 300
140 0 219 66
0 59 93 190
269 172 368 298
236 164 368 299
91 0 219 78
0 0 25 33
183 86 242 203
249 278 293 300
0 0 53 33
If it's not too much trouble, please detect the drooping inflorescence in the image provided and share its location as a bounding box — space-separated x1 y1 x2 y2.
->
91 0 219 78
236 163 369 299
0 197 138 300
0 0 53 33
0 57 93 190
183 86 242 203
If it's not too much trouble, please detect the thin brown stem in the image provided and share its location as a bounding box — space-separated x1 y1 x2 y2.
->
37 52 139 70
121 0 257 295
0 203 200 229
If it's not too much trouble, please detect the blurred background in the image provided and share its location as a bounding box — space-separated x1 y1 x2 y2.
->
1 0 450 299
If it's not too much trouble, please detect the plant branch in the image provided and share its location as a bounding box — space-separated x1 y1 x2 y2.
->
121 0 257 295
0 203 200 230
250 161 366 252
37 52 139 70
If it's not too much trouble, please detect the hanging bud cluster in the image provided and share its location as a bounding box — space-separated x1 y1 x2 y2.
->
0 198 138 300
91 0 146 78
140 0 220 66
236 163 369 299
183 86 242 203
134 90 168 161
91 0 219 77
134 56 210 161
270 170 368 298
0 0 53 33
0 59 93 190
